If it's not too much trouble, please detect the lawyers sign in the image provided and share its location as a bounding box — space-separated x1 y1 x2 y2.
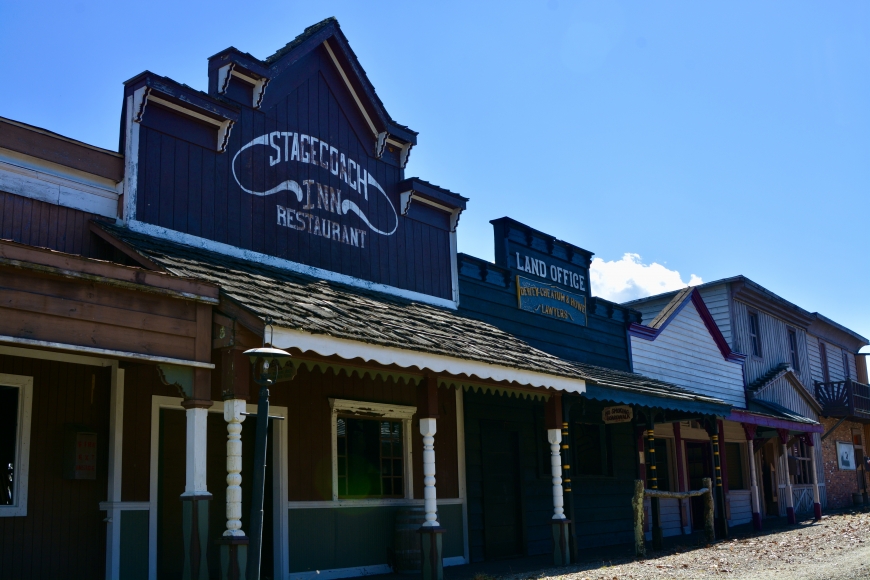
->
516 276 587 326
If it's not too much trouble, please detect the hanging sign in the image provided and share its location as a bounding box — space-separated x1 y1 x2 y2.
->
516 276 587 326
602 405 633 424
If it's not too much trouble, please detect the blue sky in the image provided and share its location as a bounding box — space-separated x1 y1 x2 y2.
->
2 1 869 343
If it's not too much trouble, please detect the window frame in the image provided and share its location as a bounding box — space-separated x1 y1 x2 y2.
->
328 398 416 501
819 341 830 383
787 328 800 372
747 311 763 358
0 373 34 517
842 350 851 380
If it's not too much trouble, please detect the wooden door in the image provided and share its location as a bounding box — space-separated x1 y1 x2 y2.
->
157 408 273 579
481 426 524 559
685 442 711 530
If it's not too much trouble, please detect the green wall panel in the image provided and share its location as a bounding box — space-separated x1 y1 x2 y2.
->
120 510 149 580
288 504 464 572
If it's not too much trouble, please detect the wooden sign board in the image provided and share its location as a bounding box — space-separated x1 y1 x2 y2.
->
63 430 97 480
602 405 633 424
516 276 587 326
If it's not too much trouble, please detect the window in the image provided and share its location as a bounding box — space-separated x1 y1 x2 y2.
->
789 439 813 485
843 350 851 380
573 423 613 477
820 341 830 383
724 443 746 490
787 328 800 372
748 311 762 357
653 439 671 491
329 399 415 500
0 374 33 517
336 417 403 498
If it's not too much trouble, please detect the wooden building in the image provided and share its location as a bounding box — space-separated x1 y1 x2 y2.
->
0 17 625 580
627 277 868 527
456 219 731 560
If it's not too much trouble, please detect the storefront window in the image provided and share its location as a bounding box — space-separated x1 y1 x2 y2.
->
336 417 403 498
574 423 612 477
725 442 746 490
0 386 18 506
0 374 33 517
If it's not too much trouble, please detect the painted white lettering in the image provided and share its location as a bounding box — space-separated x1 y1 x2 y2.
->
329 186 341 214
302 180 316 210
524 255 532 274
320 141 330 170
341 225 350 244
348 159 357 191
276 205 287 226
331 221 341 241
269 132 282 166
350 227 359 246
310 137 319 166
316 183 329 210
312 217 322 236
330 146 339 176
550 265 558 282
339 153 348 183
300 135 310 163
281 132 292 162
291 133 300 161
516 252 523 271
578 275 586 291
296 212 308 231
357 166 368 200
360 230 366 249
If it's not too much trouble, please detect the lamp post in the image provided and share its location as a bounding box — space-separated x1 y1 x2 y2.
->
244 341 291 580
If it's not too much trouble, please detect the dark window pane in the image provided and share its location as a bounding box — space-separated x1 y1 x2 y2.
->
574 423 603 476
0 386 19 506
725 443 745 490
340 417 404 498
653 439 671 491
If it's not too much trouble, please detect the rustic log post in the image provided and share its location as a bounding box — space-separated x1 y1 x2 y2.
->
742 423 762 531
417 375 443 580
779 429 796 524
545 393 570 565
804 433 822 521
708 420 728 539
702 477 715 544
633 479 645 558
645 419 662 550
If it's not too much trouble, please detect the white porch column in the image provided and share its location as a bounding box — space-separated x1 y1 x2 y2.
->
779 429 795 524
104 364 125 580
184 407 209 496
548 429 565 519
807 434 822 521
224 400 247 536
747 438 762 526
420 418 439 527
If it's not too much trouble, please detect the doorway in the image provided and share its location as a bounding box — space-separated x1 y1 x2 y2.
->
150 397 288 580
481 424 524 559
685 442 712 530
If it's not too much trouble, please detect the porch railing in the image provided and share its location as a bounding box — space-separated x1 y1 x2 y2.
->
632 479 714 557
814 379 870 419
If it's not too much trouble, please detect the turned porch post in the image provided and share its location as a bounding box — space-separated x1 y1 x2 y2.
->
217 348 251 580
804 433 822 521
707 419 728 539
181 397 212 580
545 392 570 565
417 375 443 580
742 423 762 531
779 429 796 524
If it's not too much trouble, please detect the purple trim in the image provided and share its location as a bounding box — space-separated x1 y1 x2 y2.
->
787 507 796 525
814 503 822 521
628 289 747 364
725 409 824 433
752 512 762 531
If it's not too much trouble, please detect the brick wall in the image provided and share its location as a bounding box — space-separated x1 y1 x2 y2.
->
820 417 869 509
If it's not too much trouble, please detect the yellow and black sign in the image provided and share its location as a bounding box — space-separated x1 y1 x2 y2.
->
516 276 587 326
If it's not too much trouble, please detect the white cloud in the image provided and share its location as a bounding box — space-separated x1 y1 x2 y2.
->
590 253 702 303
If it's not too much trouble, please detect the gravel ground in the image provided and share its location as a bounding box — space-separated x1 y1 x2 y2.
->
500 511 870 580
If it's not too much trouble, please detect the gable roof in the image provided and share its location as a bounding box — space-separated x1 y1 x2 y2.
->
628 287 746 363
211 18 417 145
747 362 823 415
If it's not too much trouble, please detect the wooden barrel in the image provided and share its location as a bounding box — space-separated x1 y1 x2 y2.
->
393 507 426 574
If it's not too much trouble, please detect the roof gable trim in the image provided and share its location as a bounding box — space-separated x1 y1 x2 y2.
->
629 288 746 363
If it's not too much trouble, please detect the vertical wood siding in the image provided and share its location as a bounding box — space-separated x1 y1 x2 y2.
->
630 301 746 408
733 300 813 388
0 355 110 580
698 284 733 347
0 190 109 258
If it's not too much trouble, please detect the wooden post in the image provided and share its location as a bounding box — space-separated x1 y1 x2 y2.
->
742 423 762 531
561 397 578 562
181 401 212 580
646 419 662 550
804 433 822 521
633 479 645 558
417 375 442 580
545 393 570 565
702 477 715 544
779 429 795 524
672 422 690 534
708 420 728 539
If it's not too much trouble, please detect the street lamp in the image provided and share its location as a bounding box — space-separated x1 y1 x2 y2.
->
244 324 292 580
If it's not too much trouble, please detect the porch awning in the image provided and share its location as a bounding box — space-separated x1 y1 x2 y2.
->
94 222 588 393
726 401 823 434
